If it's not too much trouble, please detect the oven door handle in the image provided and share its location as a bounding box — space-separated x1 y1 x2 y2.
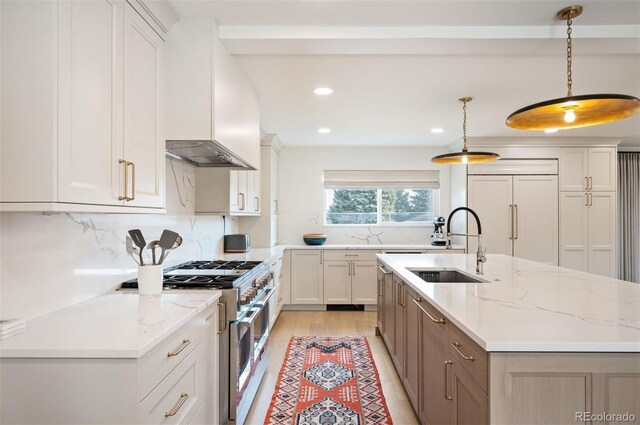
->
253 287 276 307
238 307 262 326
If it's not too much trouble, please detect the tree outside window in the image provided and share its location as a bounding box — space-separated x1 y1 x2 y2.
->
325 189 437 225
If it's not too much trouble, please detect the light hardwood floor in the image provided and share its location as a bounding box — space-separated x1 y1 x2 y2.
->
244 310 420 425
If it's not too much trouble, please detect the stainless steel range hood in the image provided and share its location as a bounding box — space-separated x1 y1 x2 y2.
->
166 140 254 169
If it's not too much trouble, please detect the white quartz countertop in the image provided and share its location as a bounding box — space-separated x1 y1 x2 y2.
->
218 246 286 262
285 243 464 250
0 291 222 359
377 254 640 353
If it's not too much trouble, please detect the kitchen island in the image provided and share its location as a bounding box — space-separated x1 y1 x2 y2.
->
376 253 640 425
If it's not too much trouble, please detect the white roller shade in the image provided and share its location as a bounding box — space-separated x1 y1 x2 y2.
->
323 170 440 190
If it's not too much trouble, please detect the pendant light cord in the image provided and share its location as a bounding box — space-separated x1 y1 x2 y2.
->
566 15 573 96
460 97 471 152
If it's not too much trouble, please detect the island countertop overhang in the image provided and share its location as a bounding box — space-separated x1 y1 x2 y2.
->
377 253 640 353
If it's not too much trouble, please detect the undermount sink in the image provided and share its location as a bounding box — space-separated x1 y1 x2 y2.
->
408 268 490 284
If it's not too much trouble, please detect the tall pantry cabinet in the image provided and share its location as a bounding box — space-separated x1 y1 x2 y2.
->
559 148 617 278
467 160 559 265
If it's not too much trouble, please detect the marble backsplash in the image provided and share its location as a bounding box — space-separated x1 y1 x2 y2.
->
278 212 434 245
0 158 235 321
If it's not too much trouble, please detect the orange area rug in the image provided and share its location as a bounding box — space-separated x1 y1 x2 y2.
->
265 336 393 425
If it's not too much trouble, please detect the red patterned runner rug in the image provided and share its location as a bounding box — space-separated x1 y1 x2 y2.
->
265 336 393 425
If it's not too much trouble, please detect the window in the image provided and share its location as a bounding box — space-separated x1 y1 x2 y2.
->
323 170 441 225
325 188 439 225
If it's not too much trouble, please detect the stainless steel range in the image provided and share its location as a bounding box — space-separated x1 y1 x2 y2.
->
121 259 274 425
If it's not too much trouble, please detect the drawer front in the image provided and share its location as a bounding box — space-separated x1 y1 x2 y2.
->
140 343 205 424
449 324 488 393
322 250 379 261
138 313 207 401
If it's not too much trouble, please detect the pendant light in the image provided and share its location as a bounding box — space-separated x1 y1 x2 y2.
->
506 5 640 131
431 97 500 164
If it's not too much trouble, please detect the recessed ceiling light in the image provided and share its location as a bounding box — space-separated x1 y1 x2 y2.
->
318 128 331 134
544 128 559 133
431 128 444 134
313 87 334 96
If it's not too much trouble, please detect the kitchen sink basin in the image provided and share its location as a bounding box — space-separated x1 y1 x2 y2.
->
408 268 489 284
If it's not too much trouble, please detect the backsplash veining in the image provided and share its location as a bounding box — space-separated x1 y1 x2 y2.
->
0 158 235 320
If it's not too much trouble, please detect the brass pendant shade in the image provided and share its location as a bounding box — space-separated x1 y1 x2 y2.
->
506 5 640 131
431 97 500 165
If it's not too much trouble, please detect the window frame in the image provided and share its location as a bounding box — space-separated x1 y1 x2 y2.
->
323 188 440 227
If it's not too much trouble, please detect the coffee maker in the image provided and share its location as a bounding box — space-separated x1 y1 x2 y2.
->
431 216 446 246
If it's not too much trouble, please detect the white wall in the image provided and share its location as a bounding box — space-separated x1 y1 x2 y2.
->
0 158 236 320
278 146 451 244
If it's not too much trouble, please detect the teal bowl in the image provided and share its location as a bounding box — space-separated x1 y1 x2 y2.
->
303 234 327 245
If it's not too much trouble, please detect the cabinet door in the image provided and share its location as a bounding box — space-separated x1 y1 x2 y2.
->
419 298 452 425
323 261 351 304
392 277 405 378
589 148 616 192
271 149 279 213
559 148 588 192
252 170 261 213
270 215 278 247
381 271 395 351
229 171 241 213
559 192 589 272
451 363 488 425
351 260 377 304
290 250 324 304
58 0 123 205
513 175 559 265
588 192 617 278
376 268 384 335
403 287 420 410
123 3 164 208
467 175 513 256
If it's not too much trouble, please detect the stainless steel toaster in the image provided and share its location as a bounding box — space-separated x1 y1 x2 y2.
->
224 234 251 253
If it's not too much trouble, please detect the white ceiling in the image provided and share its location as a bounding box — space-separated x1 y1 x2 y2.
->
168 0 640 147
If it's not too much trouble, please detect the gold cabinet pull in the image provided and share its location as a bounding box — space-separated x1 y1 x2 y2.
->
164 393 189 417
509 204 513 240
588 192 593 207
413 297 445 324
514 204 519 240
118 159 128 200
167 339 191 357
377 265 391 275
255 196 260 211
377 276 383 297
451 342 475 361
444 360 453 400
274 199 278 212
128 161 135 201
217 301 226 334
347 262 351 276
238 193 246 210
396 280 402 307
352 261 356 276
588 176 593 190
584 176 588 190
585 193 589 207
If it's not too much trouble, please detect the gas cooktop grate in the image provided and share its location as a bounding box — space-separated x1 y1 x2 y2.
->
173 260 263 270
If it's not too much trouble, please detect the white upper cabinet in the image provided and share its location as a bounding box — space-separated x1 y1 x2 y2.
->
57 0 123 206
0 0 165 212
560 147 616 192
123 4 165 208
165 19 261 170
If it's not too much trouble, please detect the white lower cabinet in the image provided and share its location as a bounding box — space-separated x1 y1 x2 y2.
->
560 191 617 277
268 253 285 328
324 261 352 304
0 303 221 425
290 250 324 304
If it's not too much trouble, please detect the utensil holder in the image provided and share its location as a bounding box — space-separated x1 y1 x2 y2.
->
138 265 163 296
